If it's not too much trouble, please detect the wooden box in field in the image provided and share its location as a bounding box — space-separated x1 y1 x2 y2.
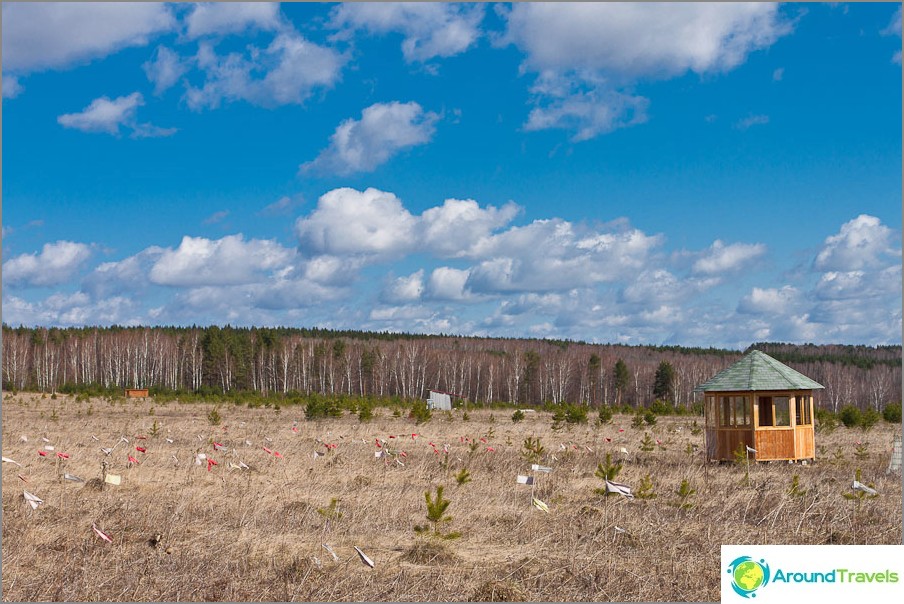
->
125 388 149 398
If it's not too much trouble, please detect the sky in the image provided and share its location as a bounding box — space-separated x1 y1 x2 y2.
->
1 2 901 349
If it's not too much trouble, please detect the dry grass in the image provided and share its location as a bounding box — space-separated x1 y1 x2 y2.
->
2 392 901 602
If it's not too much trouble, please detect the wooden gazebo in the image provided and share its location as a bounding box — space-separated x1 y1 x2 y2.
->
695 350 824 462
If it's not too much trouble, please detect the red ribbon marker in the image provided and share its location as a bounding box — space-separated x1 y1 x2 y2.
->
37 451 47 457
128 455 140 465
273 451 284 459
207 458 217 471
56 452 70 459
92 524 113 543
135 446 146 453
262 446 273 455
486 446 496 452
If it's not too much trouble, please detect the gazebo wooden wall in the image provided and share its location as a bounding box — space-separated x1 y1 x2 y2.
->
704 390 815 462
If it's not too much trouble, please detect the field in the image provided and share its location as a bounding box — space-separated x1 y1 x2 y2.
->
2 392 901 602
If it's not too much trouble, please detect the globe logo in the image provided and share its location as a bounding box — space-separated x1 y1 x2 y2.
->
727 556 771 598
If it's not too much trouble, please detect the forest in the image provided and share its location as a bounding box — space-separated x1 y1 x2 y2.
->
1 324 900 412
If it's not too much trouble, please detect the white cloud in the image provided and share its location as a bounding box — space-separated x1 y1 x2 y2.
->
331 2 484 63
465 219 663 293
303 101 439 175
420 198 520 257
426 267 472 301
57 92 143 134
504 3 790 78
295 187 418 259
882 6 901 64
814 265 902 301
260 194 304 216
149 234 295 287
185 31 345 109
735 114 770 130
143 46 189 95
81 247 165 299
813 214 897 272
381 270 425 303
1 292 143 327
692 239 766 274
1 2 175 73
2 75 24 99
502 3 791 139
203 210 230 225
620 269 718 307
737 285 801 315
57 92 176 138
185 2 282 39
524 85 649 142
3 241 93 288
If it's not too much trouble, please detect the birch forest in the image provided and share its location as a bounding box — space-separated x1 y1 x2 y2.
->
2 325 900 412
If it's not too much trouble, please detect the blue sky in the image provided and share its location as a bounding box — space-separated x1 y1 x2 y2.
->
2 2 901 349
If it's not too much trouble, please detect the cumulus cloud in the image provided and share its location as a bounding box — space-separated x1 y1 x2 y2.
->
185 31 345 109
465 219 663 293
2 292 144 327
143 46 189 95
331 2 484 63
692 239 766 274
2 75 24 99
1 2 175 73
420 198 520 256
502 3 791 139
296 188 418 259
732 215 901 344
57 92 176 138
620 269 719 307
303 101 439 175
3 241 93 288
813 214 897 272
426 267 472 301
81 247 165 299
184 2 282 39
149 234 295 287
381 270 425 303
737 285 801 315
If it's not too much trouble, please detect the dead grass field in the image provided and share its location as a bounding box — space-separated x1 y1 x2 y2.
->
2 392 901 602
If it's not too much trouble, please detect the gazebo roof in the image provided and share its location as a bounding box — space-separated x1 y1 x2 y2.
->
694 349 825 393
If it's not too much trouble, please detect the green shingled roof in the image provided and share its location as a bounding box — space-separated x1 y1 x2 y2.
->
694 350 824 393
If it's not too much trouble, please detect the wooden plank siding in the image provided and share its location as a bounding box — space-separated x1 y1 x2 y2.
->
704 389 816 461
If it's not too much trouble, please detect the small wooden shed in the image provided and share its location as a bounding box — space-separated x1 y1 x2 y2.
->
125 388 149 398
695 350 824 462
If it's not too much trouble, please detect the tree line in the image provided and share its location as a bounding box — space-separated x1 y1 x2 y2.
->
1 324 900 412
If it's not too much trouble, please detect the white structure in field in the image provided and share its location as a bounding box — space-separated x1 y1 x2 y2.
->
427 390 452 411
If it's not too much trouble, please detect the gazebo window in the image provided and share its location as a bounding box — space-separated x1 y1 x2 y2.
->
774 397 791 426
718 395 750 427
759 396 773 426
705 396 716 427
796 395 812 425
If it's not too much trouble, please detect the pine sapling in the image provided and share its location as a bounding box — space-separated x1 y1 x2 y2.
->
676 479 696 509
639 433 655 452
454 468 472 486
414 485 460 539
635 474 657 500
593 453 623 496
